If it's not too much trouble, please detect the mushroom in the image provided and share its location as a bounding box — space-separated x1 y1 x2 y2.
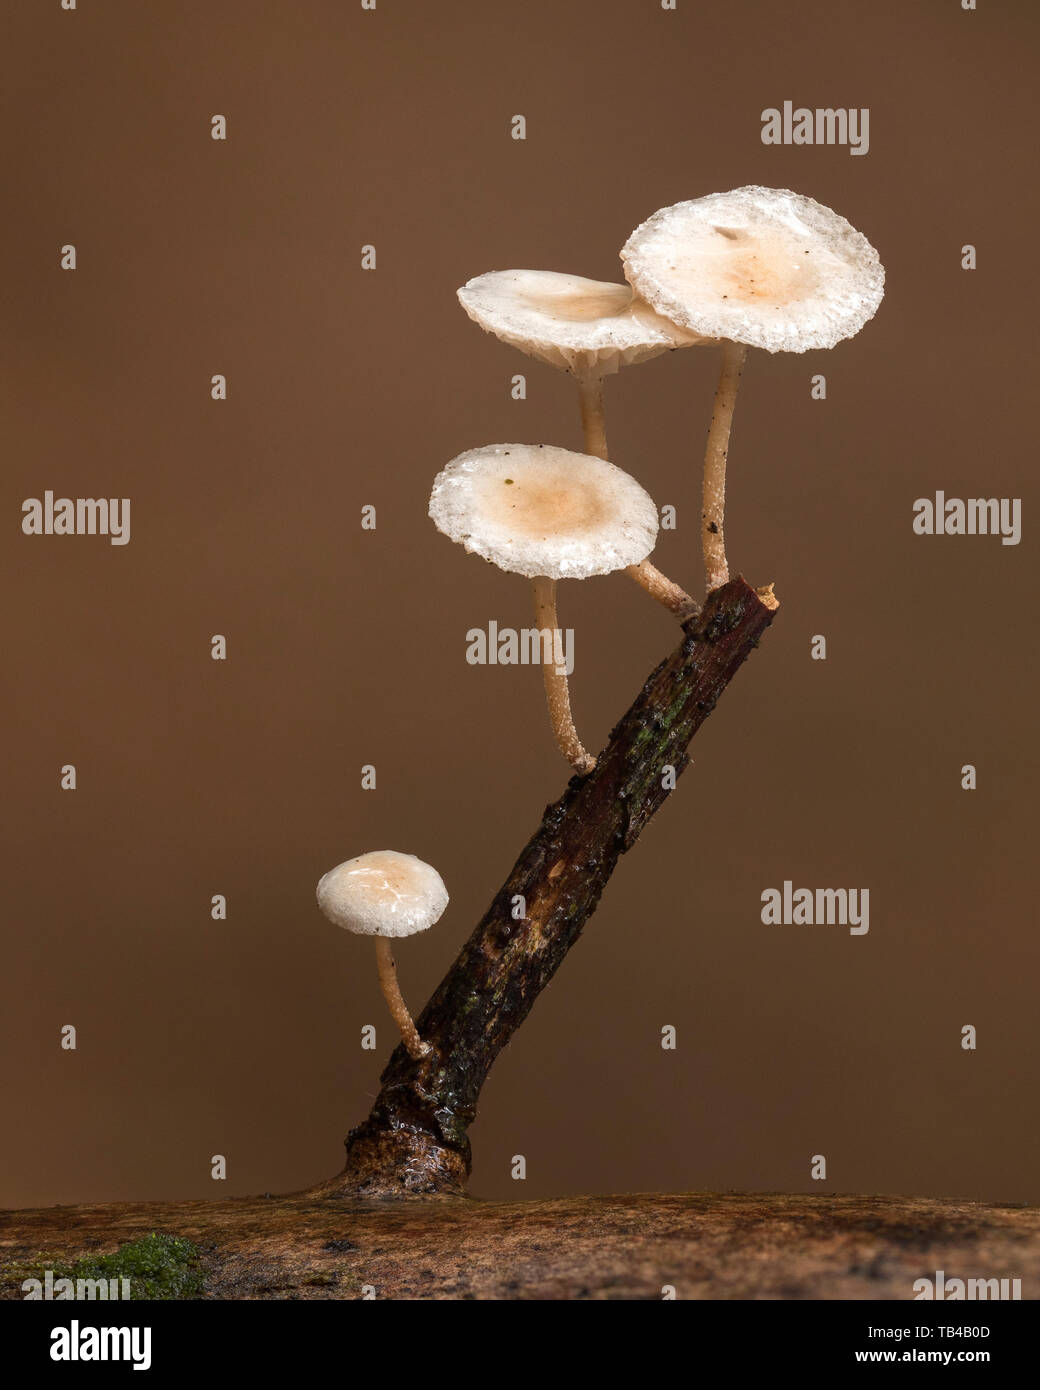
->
316 850 448 1061
429 442 660 773
457 269 704 618
621 186 884 593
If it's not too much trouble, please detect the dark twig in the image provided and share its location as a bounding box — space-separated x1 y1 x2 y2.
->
315 576 778 1197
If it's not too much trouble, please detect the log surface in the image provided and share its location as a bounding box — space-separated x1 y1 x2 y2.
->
3 1191 1036 1300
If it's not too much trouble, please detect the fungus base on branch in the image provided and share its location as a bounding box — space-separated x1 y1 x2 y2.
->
531 575 595 774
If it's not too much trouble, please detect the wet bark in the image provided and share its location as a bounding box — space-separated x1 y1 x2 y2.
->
316 576 778 1198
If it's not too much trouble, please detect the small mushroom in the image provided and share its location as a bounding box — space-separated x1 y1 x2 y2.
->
429 443 660 773
458 269 703 617
621 186 884 593
316 850 448 1061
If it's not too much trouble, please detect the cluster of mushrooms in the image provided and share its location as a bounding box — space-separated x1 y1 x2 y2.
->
319 186 885 1061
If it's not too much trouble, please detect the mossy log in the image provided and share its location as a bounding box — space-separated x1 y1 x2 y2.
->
3 1192 1038 1301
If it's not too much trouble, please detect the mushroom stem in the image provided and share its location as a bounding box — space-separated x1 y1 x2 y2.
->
531 575 595 774
574 372 700 621
702 339 748 594
626 559 700 620
576 372 608 460
374 937 430 1061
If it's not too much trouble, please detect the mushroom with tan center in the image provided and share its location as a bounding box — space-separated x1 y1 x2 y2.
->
457 269 705 617
316 850 448 1061
621 186 884 594
429 443 660 773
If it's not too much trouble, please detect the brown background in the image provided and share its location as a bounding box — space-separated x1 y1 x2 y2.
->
2 0 1036 1210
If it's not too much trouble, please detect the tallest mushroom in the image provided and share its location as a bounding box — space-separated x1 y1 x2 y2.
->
621 186 884 594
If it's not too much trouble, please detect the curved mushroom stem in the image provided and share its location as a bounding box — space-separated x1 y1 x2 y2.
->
573 371 698 621
374 937 430 1061
626 559 700 620
531 575 595 774
702 339 748 595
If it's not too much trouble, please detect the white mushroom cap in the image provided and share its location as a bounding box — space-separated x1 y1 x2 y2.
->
457 269 705 376
429 444 659 581
620 187 884 354
316 851 448 939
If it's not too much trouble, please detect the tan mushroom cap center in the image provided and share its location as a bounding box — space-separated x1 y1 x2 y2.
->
480 470 612 535
671 223 824 308
516 277 635 323
430 444 660 580
342 853 428 903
